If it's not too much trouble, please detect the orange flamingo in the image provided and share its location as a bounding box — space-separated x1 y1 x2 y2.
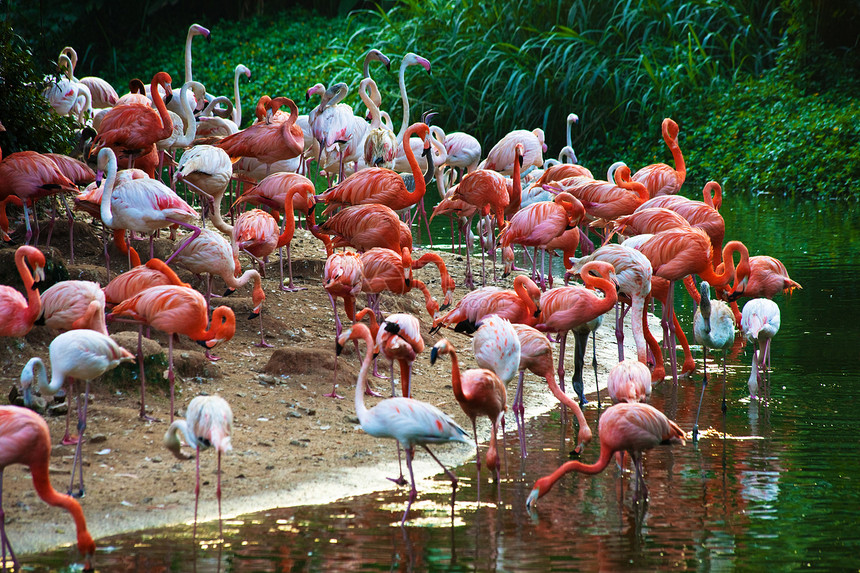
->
500 191 585 290
623 227 750 384
377 313 425 399
607 359 652 404
526 403 685 507
314 122 431 214
323 251 364 339
431 338 507 490
20 330 134 496
316 203 406 254
535 261 618 399
637 182 725 263
631 117 686 198
0 246 45 337
92 71 174 169
741 298 781 401
511 323 593 458
338 323 471 526
0 406 96 570
727 255 802 301
37 280 107 335
232 171 316 232
108 285 236 422
359 248 441 322
549 164 650 223
452 144 521 286
170 228 268 346
611 206 691 238
0 147 79 245
164 395 233 539
432 274 541 334
217 96 304 176
410 251 455 309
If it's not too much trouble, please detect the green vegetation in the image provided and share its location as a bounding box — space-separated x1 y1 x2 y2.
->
3 1 858 198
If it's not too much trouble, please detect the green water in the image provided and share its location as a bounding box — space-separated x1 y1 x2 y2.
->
25 193 860 571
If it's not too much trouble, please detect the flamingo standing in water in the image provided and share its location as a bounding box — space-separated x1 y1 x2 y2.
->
727 255 801 304
108 285 236 422
164 394 233 539
692 280 736 441
631 117 686 197
431 338 507 491
338 324 472 526
526 402 685 507
0 246 45 337
0 406 96 570
535 261 618 405
741 298 781 401
511 323 593 458
19 329 134 497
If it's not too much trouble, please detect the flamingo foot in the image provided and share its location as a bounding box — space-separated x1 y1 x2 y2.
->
325 386 344 399
364 386 384 398
280 284 307 292
387 475 408 487
254 339 274 348
139 412 160 422
205 350 222 361
62 434 79 446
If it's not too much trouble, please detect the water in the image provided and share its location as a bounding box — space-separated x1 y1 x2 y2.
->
27 194 860 571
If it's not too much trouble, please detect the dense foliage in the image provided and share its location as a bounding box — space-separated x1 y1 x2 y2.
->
0 25 77 155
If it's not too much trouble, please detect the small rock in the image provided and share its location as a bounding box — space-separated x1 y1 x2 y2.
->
344 415 359 424
257 374 275 384
257 440 273 447
289 440 307 448
265 465 275 470
150 456 162 463
88 434 108 444
47 402 68 417
287 411 302 419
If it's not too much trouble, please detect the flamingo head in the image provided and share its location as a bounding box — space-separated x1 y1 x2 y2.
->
662 117 679 141
237 64 251 79
190 23 211 41
403 52 431 74
365 49 391 71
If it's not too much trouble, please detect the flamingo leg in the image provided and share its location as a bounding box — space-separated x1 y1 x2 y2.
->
163 219 202 266
217 450 223 540
194 444 201 540
325 293 344 399
280 245 306 292
514 370 527 458
169 335 176 423
401 446 418 526
0 472 20 571
472 419 481 501
61 378 79 445
255 310 272 348
68 379 90 498
136 325 157 421
693 347 708 441
420 445 459 519
616 302 626 362
570 329 589 407
463 216 475 290
721 351 728 413
591 329 601 411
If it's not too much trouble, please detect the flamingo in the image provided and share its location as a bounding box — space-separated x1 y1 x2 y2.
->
472 315 521 386
636 182 725 263
432 274 541 334
338 323 472 525
19 329 134 497
431 338 507 490
58 46 119 109
92 71 174 169
108 285 237 422
548 165 650 225
37 280 108 334
441 129 482 180
316 203 406 254
43 54 91 124
173 144 234 234
316 83 370 181
94 147 202 269
623 227 750 385
410 251 456 309
0 246 45 337
164 394 233 539
377 313 424 399
741 298 781 400
557 113 589 168
314 122 431 214
360 77 397 170
607 359 652 404
359 248 442 322
0 406 95 570
391 53 432 151
727 255 802 301
692 280 736 441
511 323 593 458
570 244 657 380
170 228 268 345
231 171 318 234
526 402 685 507
481 128 546 175
611 206 691 238
499 191 586 290
217 97 304 176
535 261 618 402
0 147 79 245
322 251 367 399
631 118 686 198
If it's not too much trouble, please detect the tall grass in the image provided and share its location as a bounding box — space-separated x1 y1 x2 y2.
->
330 0 785 152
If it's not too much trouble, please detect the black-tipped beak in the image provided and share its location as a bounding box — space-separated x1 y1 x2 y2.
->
223 288 236 297
430 346 439 365
196 340 208 348
439 302 450 311
502 270 510 279
533 309 541 318
374 157 384 167
335 342 344 356
405 278 411 288
422 146 432 159
519 155 524 167
569 447 581 459
164 92 173 105
248 312 259 320
383 321 401 335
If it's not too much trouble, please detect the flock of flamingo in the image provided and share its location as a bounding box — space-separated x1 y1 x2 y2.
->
0 22 803 569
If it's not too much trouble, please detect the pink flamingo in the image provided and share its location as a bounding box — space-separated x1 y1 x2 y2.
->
20 329 134 496
431 338 507 492
339 324 472 525
511 323 593 458
377 313 425 399
526 402 685 507
0 246 45 337
432 274 541 333
631 118 686 197
38 280 107 335
0 406 95 570
607 359 652 404
164 395 233 539
481 128 546 175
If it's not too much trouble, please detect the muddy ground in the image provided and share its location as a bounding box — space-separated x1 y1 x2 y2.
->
0 216 648 559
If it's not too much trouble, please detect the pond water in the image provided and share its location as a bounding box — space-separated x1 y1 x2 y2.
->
26 192 860 571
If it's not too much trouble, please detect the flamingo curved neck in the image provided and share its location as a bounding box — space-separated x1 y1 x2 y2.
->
359 79 382 129
209 191 233 235
233 67 245 126
514 277 538 315
444 345 467 403
664 125 686 179
150 77 172 139
98 152 118 229
396 62 413 143
28 457 92 549
402 125 427 203
352 326 375 423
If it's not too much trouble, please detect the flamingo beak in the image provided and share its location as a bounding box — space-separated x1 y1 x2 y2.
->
429 346 439 365
525 487 541 510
